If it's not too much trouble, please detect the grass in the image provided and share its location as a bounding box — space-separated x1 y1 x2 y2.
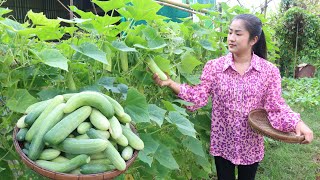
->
255 106 320 180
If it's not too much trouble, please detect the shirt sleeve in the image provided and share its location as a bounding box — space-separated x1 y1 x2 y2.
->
177 60 214 111
264 67 301 132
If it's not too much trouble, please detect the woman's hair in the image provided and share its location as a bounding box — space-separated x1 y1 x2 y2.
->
232 14 267 59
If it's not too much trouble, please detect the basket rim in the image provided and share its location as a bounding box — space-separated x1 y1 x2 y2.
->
248 109 305 143
13 125 139 179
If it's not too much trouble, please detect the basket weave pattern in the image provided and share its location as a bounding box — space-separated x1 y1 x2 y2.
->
13 126 139 180
248 109 305 144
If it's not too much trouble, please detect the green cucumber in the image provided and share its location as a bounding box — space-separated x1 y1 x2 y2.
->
113 134 128 147
89 109 110 130
25 95 64 141
119 51 128 72
77 122 92 134
44 106 92 145
86 128 110 140
103 95 125 117
74 134 90 140
16 128 28 142
39 149 61 160
51 156 70 163
121 125 144 150
28 103 66 160
64 91 114 118
121 146 134 160
36 154 90 173
117 113 132 123
103 141 126 171
62 93 76 101
16 115 27 128
57 138 109 154
109 116 122 139
88 158 112 165
25 99 51 114
80 163 115 174
146 57 168 80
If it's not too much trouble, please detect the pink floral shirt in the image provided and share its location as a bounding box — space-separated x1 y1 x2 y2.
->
178 53 301 165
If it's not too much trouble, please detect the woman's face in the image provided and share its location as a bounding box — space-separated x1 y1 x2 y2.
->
227 19 256 55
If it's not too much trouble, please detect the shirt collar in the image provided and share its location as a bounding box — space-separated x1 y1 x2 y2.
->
222 52 262 72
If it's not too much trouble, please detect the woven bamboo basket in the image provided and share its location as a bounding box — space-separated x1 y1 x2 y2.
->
13 126 139 180
248 109 305 143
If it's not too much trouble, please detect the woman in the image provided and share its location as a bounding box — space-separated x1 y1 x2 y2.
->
152 14 313 180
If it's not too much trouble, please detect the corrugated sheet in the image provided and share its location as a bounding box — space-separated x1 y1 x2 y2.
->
2 0 70 23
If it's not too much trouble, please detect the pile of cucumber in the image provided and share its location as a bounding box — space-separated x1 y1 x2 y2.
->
15 91 144 174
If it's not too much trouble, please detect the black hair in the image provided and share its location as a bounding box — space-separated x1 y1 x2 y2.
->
232 14 267 59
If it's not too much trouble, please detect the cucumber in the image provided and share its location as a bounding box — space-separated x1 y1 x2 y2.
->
24 142 30 149
28 103 66 160
113 134 128 147
56 138 109 154
121 125 144 150
44 106 92 145
103 141 126 171
69 168 81 174
39 149 61 160
25 95 64 141
103 95 125 117
109 116 122 139
80 163 115 174
146 57 168 80
16 115 27 128
77 122 92 134
51 156 70 163
119 51 128 72
62 93 76 101
16 128 28 142
121 146 134 160
88 158 112 165
22 148 29 156
90 152 108 160
25 99 51 114
89 109 110 130
74 134 90 140
35 154 90 173
86 128 110 140
117 113 132 124
64 91 114 118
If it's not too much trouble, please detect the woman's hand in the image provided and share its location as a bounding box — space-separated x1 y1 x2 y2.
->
152 73 181 94
152 73 172 87
295 121 313 144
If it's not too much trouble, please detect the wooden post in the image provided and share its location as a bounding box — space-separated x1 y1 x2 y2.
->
70 0 74 19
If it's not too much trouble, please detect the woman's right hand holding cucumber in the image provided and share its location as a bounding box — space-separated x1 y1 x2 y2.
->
152 73 181 94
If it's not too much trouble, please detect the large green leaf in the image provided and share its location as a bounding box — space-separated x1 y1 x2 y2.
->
134 26 167 50
199 39 216 51
154 55 170 74
122 0 163 21
71 42 108 64
182 136 205 157
0 160 14 180
0 8 12 17
148 104 166 127
138 133 159 166
6 89 38 113
38 49 68 71
0 18 24 31
167 111 196 138
27 10 60 27
179 52 202 74
154 144 179 170
111 41 137 52
162 100 188 116
190 3 213 11
124 88 149 123
195 154 212 173
92 0 126 13
35 26 64 41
